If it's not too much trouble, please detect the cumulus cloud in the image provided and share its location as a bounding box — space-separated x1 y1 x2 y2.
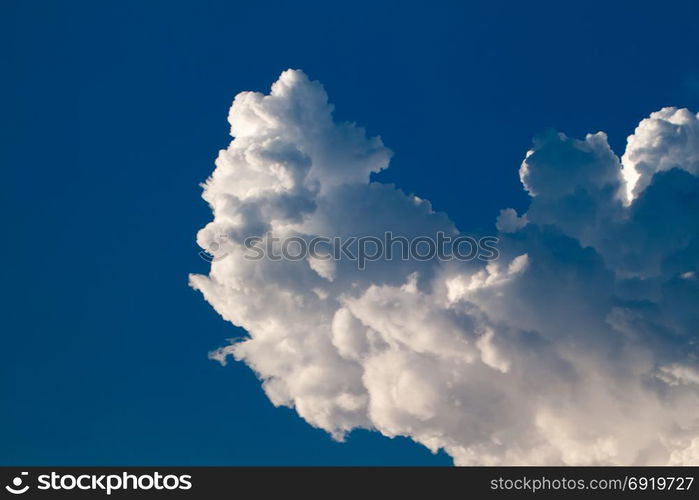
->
190 70 699 464
622 107 699 201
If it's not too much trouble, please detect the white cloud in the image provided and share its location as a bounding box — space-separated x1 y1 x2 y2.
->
622 107 699 201
191 70 699 464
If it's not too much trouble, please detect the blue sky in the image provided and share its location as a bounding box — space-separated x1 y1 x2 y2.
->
2 0 698 465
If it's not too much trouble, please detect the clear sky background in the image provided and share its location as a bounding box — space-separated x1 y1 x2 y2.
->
2 0 698 465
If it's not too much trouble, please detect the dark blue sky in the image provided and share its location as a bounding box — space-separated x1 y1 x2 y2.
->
2 0 698 465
